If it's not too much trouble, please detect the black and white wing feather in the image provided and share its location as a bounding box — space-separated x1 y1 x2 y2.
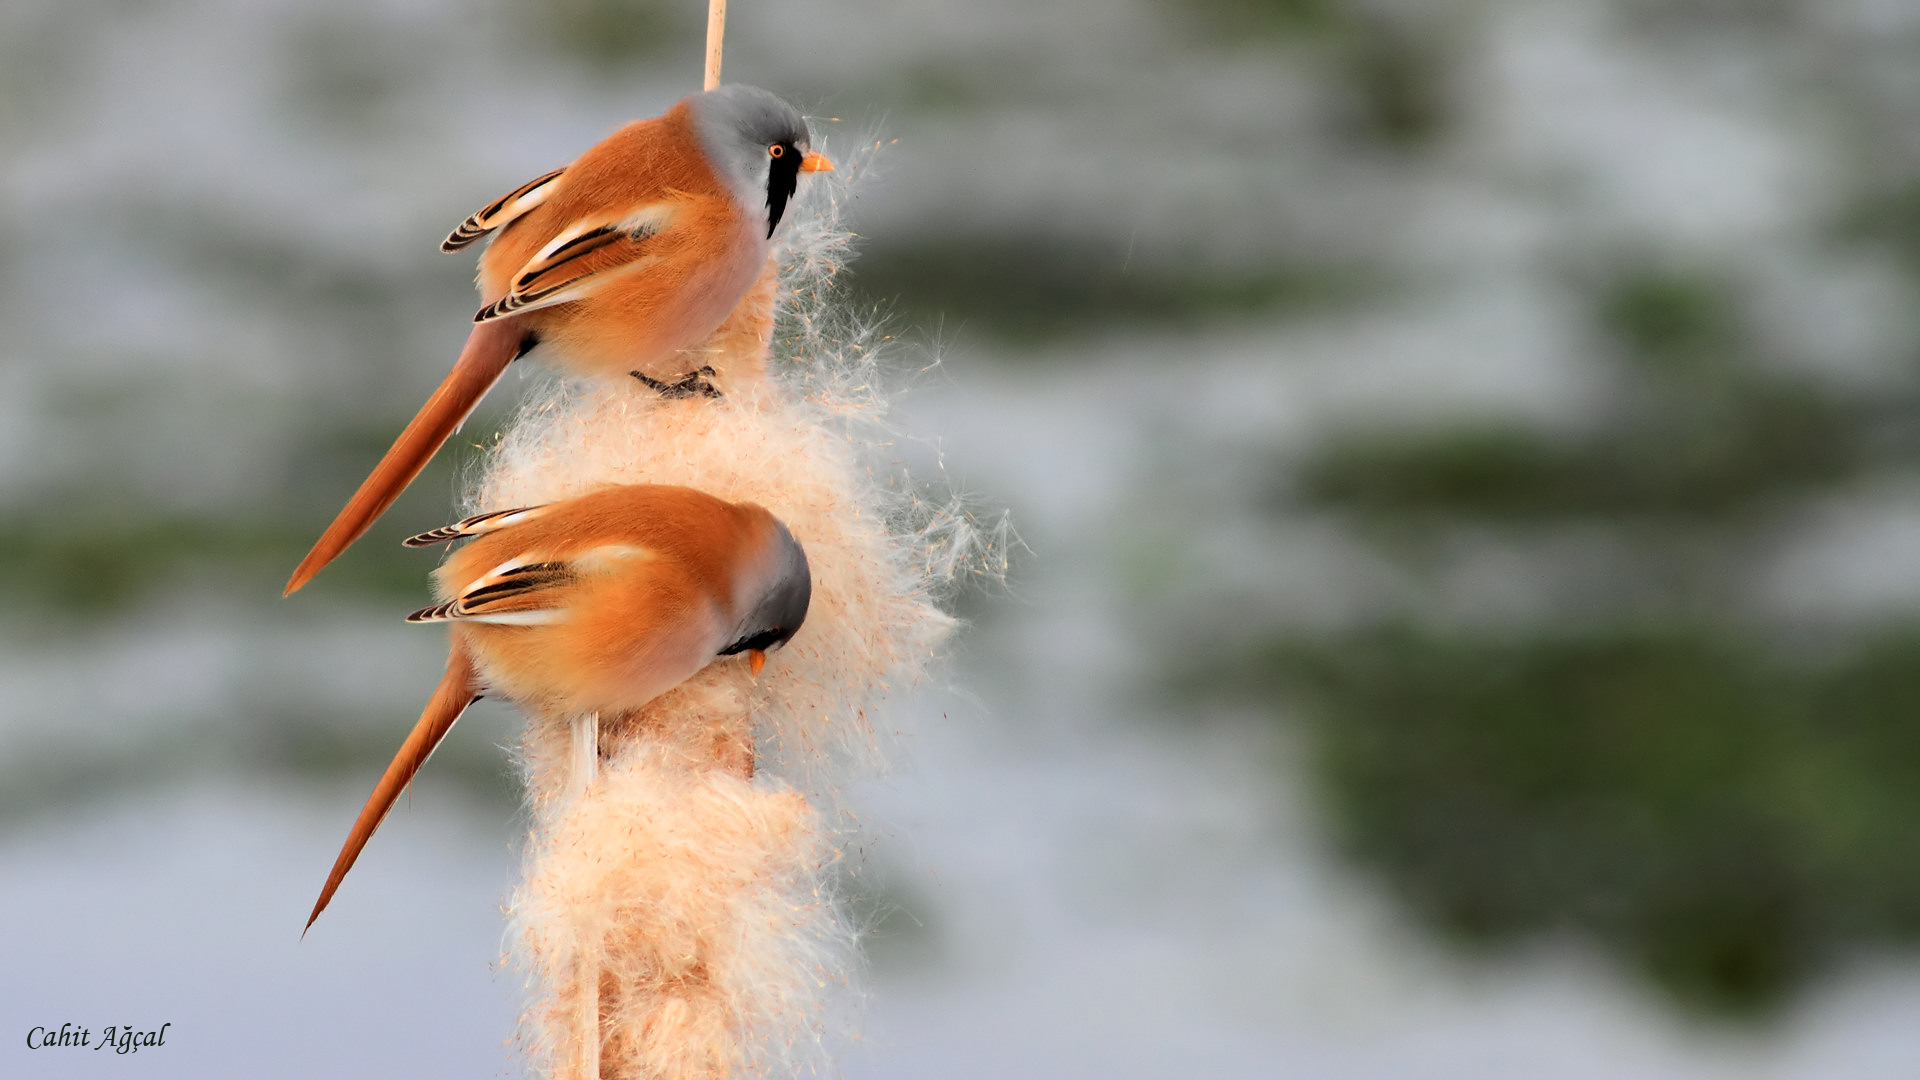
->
404 505 552 548
406 557 574 625
441 168 567 253
472 204 676 323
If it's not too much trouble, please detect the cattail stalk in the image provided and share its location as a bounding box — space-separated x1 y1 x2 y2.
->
704 0 726 91
489 148 993 1079
567 713 600 1080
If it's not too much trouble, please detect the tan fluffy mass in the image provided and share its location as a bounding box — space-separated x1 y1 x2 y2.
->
479 144 999 1078
514 741 850 1080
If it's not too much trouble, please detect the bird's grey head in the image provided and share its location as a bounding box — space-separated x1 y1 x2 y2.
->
719 517 812 660
688 84 817 238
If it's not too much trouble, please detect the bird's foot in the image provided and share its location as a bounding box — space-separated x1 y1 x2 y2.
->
631 366 721 399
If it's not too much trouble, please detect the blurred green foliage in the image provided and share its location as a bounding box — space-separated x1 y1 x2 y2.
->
1234 258 1920 1016
0 414 487 620
1183 0 1343 37
1295 390 1860 525
526 0 693 70
1598 269 1738 368
0 703 519 829
853 235 1368 343
0 515 289 616
1296 270 1875 528
1247 624 1920 1017
1172 0 1450 149
1840 180 1920 273
0 512 425 617
0 370 513 622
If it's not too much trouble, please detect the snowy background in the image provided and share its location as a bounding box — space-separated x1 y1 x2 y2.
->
8 0 1920 1076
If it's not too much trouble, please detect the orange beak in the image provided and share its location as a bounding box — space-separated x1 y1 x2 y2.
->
799 152 834 173
748 649 768 677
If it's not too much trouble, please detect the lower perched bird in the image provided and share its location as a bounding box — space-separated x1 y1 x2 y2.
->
304 483 812 931
283 85 833 596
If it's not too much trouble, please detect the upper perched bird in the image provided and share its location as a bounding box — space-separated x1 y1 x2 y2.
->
284 85 833 596
304 483 812 930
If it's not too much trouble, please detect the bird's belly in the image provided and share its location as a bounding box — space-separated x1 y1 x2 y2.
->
588 624 721 715
466 603 728 719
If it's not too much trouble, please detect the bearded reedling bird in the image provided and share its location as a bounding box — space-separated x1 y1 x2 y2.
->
283 86 833 596
303 483 812 930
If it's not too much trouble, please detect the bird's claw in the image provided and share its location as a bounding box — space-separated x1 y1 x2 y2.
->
631 366 721 399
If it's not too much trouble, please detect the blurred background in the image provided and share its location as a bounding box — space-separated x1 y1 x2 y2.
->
6 0 1920 1075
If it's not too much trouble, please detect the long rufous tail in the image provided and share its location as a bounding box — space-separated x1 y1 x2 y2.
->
284 320 529 595
305 638 480 933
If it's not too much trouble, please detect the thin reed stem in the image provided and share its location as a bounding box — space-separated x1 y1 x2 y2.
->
568 713 600 1080
704 0 726 90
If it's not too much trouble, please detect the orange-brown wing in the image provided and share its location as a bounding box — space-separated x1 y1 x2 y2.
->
408 534 672 623
472 204 678 322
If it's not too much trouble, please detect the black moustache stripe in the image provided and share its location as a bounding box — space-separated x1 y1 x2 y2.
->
766 146 802 237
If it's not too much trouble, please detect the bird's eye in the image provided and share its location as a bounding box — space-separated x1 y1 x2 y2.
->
768 144 785 158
